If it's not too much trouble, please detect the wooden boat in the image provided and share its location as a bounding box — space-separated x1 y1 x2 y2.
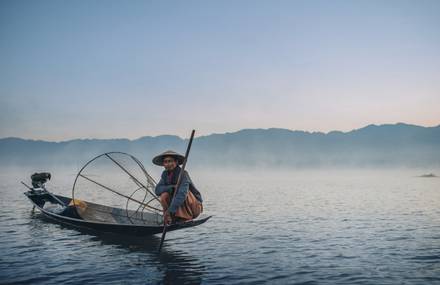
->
24 188 210 236
22 152 210 237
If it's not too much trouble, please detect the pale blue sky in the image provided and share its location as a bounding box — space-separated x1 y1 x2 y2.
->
1 0 439 140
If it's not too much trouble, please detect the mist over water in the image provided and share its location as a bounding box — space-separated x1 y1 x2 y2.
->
2 123 440 170
1 166 439 284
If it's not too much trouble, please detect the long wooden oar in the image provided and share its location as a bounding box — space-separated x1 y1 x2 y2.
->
158 129 196 252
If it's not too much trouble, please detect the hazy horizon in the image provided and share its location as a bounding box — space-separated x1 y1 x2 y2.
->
1 121 439 142
1 123 439 170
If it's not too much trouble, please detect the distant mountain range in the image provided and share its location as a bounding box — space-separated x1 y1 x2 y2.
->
1 123 439 169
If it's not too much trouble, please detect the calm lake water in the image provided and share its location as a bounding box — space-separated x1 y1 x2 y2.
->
1 167 439 284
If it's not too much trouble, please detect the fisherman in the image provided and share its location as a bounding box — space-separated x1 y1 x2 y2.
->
153 150 203 225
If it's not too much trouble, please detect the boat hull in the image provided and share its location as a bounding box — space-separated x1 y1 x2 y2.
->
25 191 211 236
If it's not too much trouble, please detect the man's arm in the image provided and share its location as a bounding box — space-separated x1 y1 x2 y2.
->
155 176 174 196
168 171 191 214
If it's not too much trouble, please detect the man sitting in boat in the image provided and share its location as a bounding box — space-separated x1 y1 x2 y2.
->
153 150 203 224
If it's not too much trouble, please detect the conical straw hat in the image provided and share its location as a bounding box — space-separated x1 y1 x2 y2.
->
152 150 185 166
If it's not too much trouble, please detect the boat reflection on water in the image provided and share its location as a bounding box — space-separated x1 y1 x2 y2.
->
28 211 205 284
90 233 205 285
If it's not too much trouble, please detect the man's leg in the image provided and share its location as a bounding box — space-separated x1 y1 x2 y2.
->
175 191 202 221
159 192 172 224
159 192 171 210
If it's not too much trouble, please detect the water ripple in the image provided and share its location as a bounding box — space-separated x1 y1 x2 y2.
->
1 169 440 284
